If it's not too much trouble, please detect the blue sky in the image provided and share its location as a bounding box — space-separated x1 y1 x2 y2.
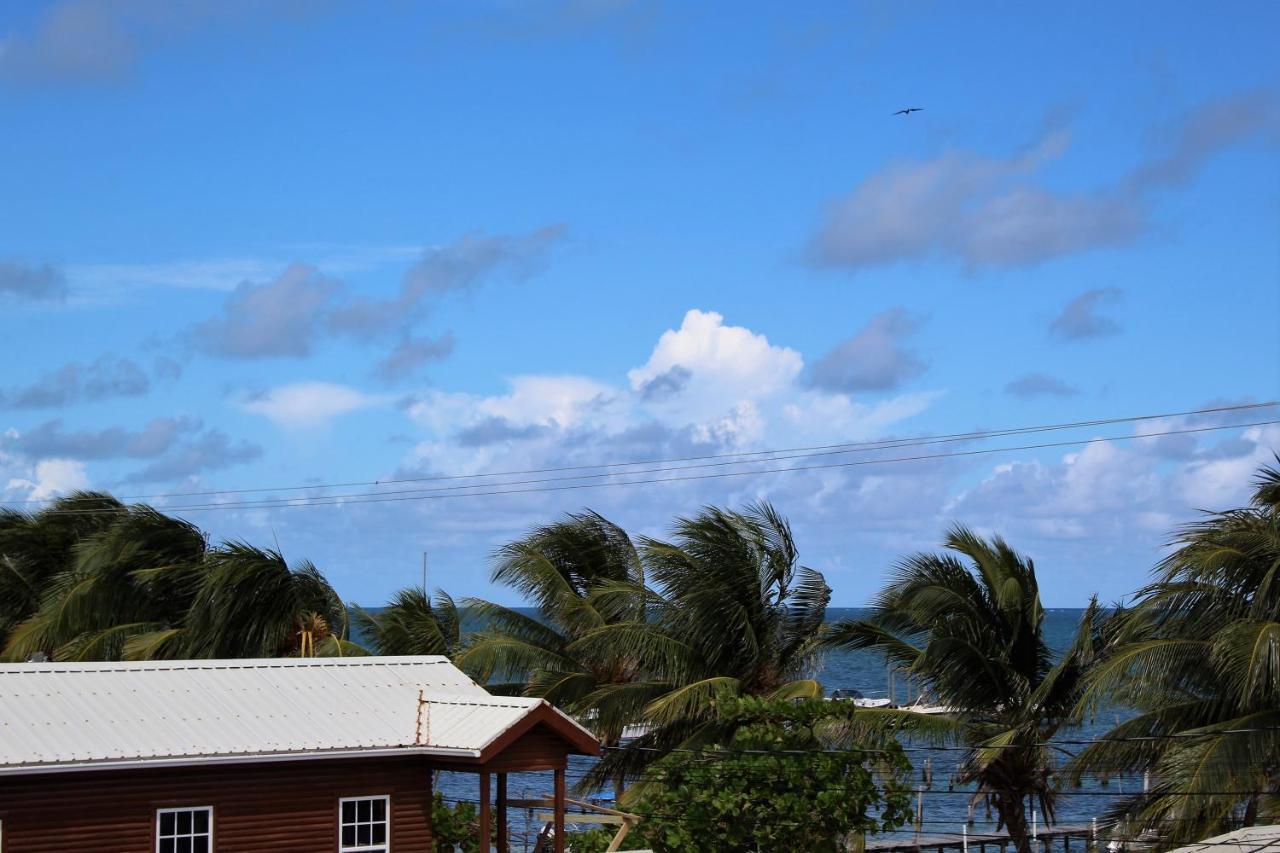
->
2 0 1277 607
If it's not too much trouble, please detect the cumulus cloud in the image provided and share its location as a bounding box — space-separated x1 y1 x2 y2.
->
808 308 925 392
1004 373 1080 398
454 416 553 448
5 458 89 500
402 309 937 489
0 261 67 300
636 365 692 401
238 382 390 429
190 263 342 359
628 309 805 428
807 92 1279 273
947 417 1280 570
1050 288 1121 340
0 355 150 409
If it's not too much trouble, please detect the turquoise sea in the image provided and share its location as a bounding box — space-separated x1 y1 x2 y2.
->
429 607 1135 848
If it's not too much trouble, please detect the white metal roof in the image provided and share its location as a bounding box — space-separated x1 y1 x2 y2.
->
1168 827 1280 853
0 656 596 775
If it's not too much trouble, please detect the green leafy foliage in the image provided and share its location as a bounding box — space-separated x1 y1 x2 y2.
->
823 527 1104 853
355 587 461 656
1070 459 1280 844
0 500 351 662
431 791 485 852
563 827 615 852
629 697 911 852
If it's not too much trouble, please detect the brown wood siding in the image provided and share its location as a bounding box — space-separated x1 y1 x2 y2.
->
483 725 571 772
0 757 434 853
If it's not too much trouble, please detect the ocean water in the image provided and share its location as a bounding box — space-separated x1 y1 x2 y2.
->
431 608 1137 848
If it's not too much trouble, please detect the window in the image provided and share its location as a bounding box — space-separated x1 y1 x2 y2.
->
156 807 212 853
339 796 389 852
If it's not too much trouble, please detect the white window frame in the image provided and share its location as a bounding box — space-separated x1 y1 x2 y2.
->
155 806 213 853
338 795 391 853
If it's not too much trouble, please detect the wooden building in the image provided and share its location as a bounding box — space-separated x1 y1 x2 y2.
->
0 656 600 852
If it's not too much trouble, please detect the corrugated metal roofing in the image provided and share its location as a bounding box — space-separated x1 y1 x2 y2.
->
0 656 595 774
1168 827 1280 853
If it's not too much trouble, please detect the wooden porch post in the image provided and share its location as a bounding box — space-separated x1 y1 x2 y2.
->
554 766 567 853
479 771 491 853
496 773 508 853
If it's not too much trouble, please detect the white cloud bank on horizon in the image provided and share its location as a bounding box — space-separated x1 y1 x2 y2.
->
1 307 1272 607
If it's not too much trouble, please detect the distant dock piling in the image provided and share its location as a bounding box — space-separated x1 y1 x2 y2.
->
866 823 1097 853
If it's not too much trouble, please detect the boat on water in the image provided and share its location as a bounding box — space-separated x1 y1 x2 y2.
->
828 688 893 708
895 697 958 715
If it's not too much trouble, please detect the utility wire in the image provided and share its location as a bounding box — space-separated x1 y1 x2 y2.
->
12 417 1278 517
601 723 1280 758
6 400 1275 507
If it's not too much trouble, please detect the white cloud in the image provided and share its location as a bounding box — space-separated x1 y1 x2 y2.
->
401 308 940 494
238 382 390 430
6 458 89 500
806 92 1279 273
628 309 804 424
1172 424 1280 509
948 421 1280 562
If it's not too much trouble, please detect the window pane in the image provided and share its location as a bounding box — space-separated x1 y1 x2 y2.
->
194 810 209 833
160 812 176 836
342 825 356 847
342 800 356 823
160 839 175 853
373 798 386 821
372 823 386 844
177 838 192 853
192 838 208 853
177 811 192 834
357 824 371 845
358 799 371 822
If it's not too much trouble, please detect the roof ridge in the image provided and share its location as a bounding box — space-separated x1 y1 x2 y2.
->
0 656 454 675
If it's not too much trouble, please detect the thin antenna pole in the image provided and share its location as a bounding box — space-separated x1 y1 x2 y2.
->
422 551 428 593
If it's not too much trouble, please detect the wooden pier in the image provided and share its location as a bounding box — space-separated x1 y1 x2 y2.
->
866 823 1098 853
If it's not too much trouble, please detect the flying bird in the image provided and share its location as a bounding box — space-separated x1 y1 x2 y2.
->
894 107 924 116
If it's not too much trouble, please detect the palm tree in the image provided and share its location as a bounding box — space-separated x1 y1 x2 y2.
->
2 505 206 662
355 587 461 656
824 526 1102 853
1070 460 1280 843
458 511 648 753
578 501 832 792
0 492 127 649
173 541 352 659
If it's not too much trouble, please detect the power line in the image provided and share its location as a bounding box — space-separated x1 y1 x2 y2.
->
601 724 1280 757
434 791 1275 836
12 417 1278 517
6 400 1275 507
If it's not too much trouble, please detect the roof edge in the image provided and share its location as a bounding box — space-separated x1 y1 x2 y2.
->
477 700 602 761
0 745 483 777
0 656 456 675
